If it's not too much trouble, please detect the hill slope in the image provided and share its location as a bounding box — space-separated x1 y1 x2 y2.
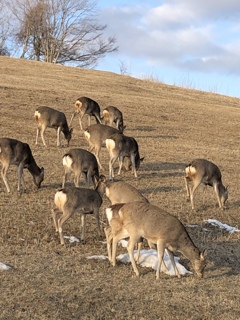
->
0 56 240 320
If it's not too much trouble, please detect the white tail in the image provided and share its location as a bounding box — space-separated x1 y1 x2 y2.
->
106 202 206 279
0 137 44 192
184 158 228 210
102 106 125 132
83 124 120 170
51 175 106 245
69 97 102 130
62 148 99 188
106 133 143 180
34 106 73 147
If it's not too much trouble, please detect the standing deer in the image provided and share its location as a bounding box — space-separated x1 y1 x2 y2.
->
84 124 121 169
62 148 99 188
106 133 143 180
104 181 149 264
51 175 106 245
106 201 206 279
184 158 228 210
35 106 73 147
102 106 125 132
0 137 44 192
69 96 102 130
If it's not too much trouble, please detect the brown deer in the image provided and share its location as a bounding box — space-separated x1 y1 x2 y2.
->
104 181 149 265
51 175 106 245
102 106 125 132
69 96 102 130
35 106 73 147
184 158 228 210
84 124 121 169
106 133 143 180
62 148 99 188
106 202 206 279
0 137 44 192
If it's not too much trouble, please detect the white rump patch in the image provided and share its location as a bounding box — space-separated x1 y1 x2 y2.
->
34 110 41 119
75 100 82 109
62 155 73 168
102 110 109 116
186 165 196 175
106 207 113 223
106 139 115 151
54 191 67 210
84 131 90 140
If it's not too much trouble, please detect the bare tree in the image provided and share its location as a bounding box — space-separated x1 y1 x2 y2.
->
10 0 118 66
0 0 11 56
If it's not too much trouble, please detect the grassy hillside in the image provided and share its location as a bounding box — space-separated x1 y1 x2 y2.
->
0 56 240 320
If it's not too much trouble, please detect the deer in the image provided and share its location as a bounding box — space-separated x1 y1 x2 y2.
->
102 106 125 132
105 133 143 180
69 96 102 130
34 106 73 147
104 181 149 264
106 202 206 279
62 148 99 188
0 137 44 193
51 175 106 245
83 124 121 170
184 158 228 210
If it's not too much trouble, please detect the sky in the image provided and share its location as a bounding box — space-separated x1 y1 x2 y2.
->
96 0 240 98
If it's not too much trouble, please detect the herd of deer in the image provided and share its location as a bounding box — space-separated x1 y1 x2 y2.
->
0 96 230 279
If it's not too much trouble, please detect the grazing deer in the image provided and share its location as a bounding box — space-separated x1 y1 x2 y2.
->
62 148 99 188
106 133 143 180
104 181 149 264
51 175 106 245
106 202 206 279
84 124 121 169
102 106 125 132
184 158 228 210
35 106 73 147
69 96 102 130
104 204 176 276
105 180 149 205
0 138 44 192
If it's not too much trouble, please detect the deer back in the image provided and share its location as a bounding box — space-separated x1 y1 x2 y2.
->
105 181 149 204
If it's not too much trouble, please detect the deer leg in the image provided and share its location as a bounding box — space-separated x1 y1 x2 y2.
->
40 126 47 147
117 155 124 176
78 113 84 130
51 208 62 232
17 163 25 192
62 167 71 188
1 164 10 193
127 236 140 277
184 176 191 198
165 249 181 278
58 209 73 245
93 208 102 238
109 155 118 180
80 214 86 242
156 240 165 280
130 153 137 177
213 182 222 208
189 180 201 210
74 173 82 187
35 127 40 145
69 111 77 127
57 127 61 147
104 226 113 262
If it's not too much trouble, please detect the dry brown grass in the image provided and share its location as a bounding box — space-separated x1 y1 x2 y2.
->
0 56 240 320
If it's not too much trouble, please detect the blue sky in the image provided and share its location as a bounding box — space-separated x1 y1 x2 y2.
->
96 0 240 98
